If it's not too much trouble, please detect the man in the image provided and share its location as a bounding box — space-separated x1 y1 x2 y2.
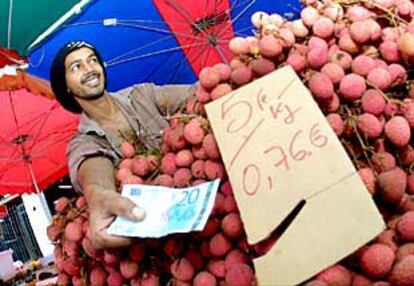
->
50 41 194 249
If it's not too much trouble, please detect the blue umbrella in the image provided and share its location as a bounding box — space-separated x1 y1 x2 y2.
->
28 0 302 91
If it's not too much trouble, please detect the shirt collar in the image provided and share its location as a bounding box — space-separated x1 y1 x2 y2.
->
77 92 128 136
77 112 105 136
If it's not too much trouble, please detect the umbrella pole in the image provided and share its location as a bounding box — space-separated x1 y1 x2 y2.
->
26 161 52 221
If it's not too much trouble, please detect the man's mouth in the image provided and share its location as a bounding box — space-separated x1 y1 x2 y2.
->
82 73 100 87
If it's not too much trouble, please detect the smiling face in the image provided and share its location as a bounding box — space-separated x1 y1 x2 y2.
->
64 47 105 101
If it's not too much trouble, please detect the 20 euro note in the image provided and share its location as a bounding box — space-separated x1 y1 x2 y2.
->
107 179 220 238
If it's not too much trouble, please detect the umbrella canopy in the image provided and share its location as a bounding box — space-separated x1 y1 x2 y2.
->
0 87 79 195
27 0 302 90
0 47 77 195
0 0 91 55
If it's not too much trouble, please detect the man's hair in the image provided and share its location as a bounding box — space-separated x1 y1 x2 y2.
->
50 40 106 113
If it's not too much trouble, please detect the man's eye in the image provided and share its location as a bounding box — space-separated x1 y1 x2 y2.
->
71 64 80 72
90 57 98 64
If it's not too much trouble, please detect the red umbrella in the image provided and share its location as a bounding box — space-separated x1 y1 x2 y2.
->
0 48 79 195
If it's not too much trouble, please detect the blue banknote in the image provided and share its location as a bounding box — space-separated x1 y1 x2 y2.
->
107 179 220 238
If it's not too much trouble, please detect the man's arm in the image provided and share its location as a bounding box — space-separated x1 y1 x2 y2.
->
79 156 117 203
78 156 145 249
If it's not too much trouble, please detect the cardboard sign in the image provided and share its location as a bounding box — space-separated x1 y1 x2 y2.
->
205 66 385 285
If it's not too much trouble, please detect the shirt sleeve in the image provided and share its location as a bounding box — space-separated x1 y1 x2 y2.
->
126 83 197 116
66 134 118 193
151 83 197 116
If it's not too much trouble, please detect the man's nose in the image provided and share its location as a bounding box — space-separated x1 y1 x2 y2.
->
84 62 95 72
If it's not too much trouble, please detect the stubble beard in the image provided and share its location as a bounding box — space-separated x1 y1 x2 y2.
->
74 89 105 101
73 77 105 101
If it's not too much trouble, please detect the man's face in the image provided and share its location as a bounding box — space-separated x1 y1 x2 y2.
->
64 47 105 100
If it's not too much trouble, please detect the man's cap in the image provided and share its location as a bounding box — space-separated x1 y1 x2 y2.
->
49 40 106 113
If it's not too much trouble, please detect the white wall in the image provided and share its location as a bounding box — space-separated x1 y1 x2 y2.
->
21 193 54 258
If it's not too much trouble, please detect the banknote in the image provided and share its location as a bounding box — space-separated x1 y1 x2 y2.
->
107 179 220 238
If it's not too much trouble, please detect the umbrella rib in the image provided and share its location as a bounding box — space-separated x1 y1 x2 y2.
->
115 23 205 41
0 141 20 171
0 157 20 162
106 35 175 64
26 102 59 154
172 46 209 84
232 24 255 37
119 19 191 25
185 11 227 69
0 139 21 162
62 20 103 27
170 39 211 83
41 154 65 167
213 44 229 64
182 40 212 70
212 0 221 36
206 0 210 20
215 40 234 57
28 132 75 151
0 151 20 182
31 132 78 152
217 0 256 39
0 150 43 162
0 135 18 150
165 0 213 39
22 148 63 167
3 107 59 143
64 19 191 27
212 38 235 61
211 0 229 36
27 47 46 68
27 127 77 150
8 91 28 158
212 0 217 34
217 41 235 59
202 43 213 69
169 54 189 84
146 37 209 84
144 31 201 83
164 0 199 26
106 42 208 67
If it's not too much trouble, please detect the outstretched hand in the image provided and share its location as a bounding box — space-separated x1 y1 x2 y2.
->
88 189 145 249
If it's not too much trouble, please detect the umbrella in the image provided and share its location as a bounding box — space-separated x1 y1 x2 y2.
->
0 0 91 54
0 88 79 195
0 51 79 196
27 0 302 91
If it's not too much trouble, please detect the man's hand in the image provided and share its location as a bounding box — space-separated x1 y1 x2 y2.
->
88 188 145 249
78 156 145 249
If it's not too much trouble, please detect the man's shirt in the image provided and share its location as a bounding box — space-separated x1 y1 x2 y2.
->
67 83 195 192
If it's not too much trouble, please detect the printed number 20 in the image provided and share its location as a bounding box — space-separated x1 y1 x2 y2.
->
178 188 200 206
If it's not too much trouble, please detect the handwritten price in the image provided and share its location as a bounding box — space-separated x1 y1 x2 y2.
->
242 123 328 196
263 123 328 172
219 79 329 196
